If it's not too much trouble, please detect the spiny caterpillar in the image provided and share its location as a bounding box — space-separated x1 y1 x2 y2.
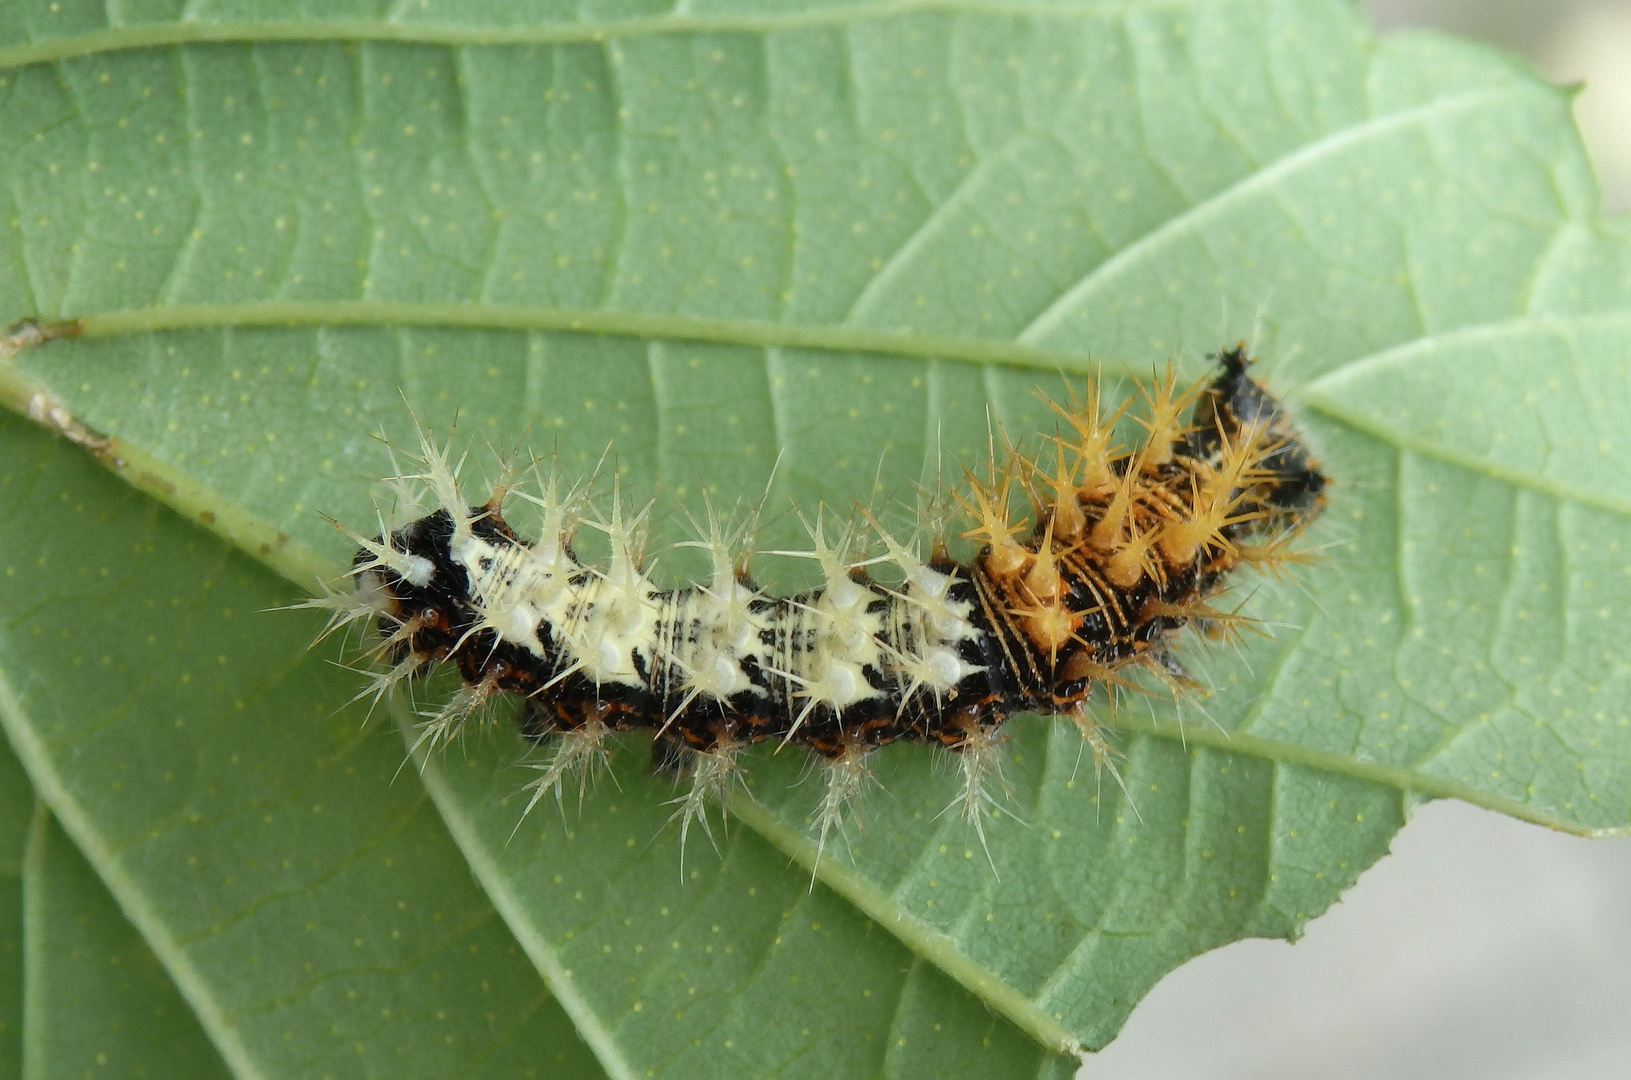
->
309 346 1327 852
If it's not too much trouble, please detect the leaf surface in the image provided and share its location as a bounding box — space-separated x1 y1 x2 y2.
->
21 806 232 1080
0 743 27 1078
0 875 15 1080
0 0 1628 1070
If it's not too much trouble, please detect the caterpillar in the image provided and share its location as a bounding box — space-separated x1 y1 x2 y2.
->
309 346 1327 851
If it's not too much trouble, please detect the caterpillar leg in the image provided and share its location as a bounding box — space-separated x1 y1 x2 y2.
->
938 715 1011 872
1068 707 1137 820
517 717 616 822
665 737 745 869
814 741 877 871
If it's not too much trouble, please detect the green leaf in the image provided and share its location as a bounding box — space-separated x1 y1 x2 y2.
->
0 0 1629 1072
0 743 27 1079
0 875 16 1080
21 805 231 1080
0 736 28 877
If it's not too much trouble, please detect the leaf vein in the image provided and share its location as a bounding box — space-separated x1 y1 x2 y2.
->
1017 86 1530 346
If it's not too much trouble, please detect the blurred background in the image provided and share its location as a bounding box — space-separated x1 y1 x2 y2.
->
1088 3 1631 1077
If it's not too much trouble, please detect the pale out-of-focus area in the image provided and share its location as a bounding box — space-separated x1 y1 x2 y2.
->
1369 0 1631 211
1086 4 1631 1077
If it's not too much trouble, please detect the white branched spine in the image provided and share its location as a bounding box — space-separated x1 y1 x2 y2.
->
340 434 992 841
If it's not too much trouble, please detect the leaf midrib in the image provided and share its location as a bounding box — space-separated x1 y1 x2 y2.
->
9 302 1630 524
70 302 1114 377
